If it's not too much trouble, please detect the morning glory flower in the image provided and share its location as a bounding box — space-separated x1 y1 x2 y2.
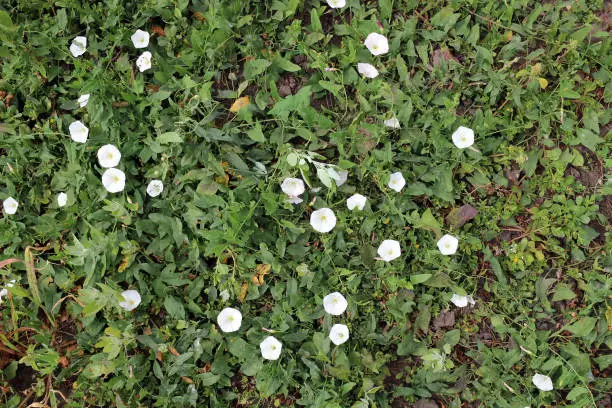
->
146 180 164 197
384 117 401 129
281 177 305 203
329 324 349 345
102 168 126 193
326 0 346 8
136 51 152 72
346 194 367 211
97 144 121 168
57 192 68 207
364 33 389 56
131 29 150 49
323 292 347 315
0 280 15 304
450 294 476 308
69 120 89 143
2 197 18 215
452 126 474 149
357 63 379 78
532 373 554 391
217 307 242 333
388 172 405 192
310 208 336 233
335 170 348 186
437 234 458 255
119 290 141 311
260 336 282 360
69 36 87 57
78 94 90 107
377 240 401 262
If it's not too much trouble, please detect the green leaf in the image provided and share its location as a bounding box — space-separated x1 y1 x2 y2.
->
157 132 183 143
164 296 186 320
410 274 432 284
246 122 265 143
552 284 576 301
565 317 597 337
243 59 272 79
576 128 603 151
274 56 301 72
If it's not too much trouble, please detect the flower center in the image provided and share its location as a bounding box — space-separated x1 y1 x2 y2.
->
113 176 120 183
445 243 451 248
372 45 378 50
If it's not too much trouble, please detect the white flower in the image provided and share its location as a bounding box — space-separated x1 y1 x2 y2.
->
346 194 367 211
131 29 150 49
364 33 389 56
69 36 87 57
310 208 337 233
146 180 164 197
57 192 68 207
326 0 346 8
219 289 230 302
388 172 405 192
136 51 152 72
437 234 458 255
357 63 379 78
3 197 18 215
97 144 121 168
329 324 350 345
119 290 141 311
286 197 303 204
377 240 401 262
532 373 553 391
77 94 90 107
0 280 16 304
69 120 89 143
102 168 126 193
384 117 401 129
335 170 348 186
450 294 476 308
260 336 282 360
281 177 305 198
217 307 242 333
323 292 347 315
451 126 474 149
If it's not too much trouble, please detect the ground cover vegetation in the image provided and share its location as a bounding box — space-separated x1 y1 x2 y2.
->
0 0 610 407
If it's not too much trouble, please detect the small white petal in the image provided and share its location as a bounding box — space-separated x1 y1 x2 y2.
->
532 373 554 391
57 192 68 207
69 120 89 143
388 172 405 192
364 33 389 56
326 0 346 8
146 180 164 197
3 197 18 215
450 294 475 308
119 290 141 311
323 292 347 315
219 290 230 302
286 196 303 205
260 336 282 360
97 144 122 168
346 194 367 211
77 94 90 107
334 170 348 186
217 307 242 333
281 177 305 197
357 63 379 78
437 234 458 255
69 36 87 57
377 240 401 262
102 168 126 193
136 51 152 72
384 117 401 129
329 324 350 345
131 29 150 49
310 208 336 233
451 126 475 149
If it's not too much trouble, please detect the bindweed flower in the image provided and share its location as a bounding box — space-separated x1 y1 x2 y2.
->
3 197 18 215
136 51 152 72
310 208 336 233
281 177 305 197
0 280 16 304
326 0 346 8
217 307 242 333
78 94 90 107
346 194 367 211
57 192 68 207
357 63 379 78
260 336 282 360
69 36 87 57
437 234 458 255
335 170 348 186
146 180 164 197
329 324 349 345
131 29 150 48
102 168 126 193
451 126 474 149
532 373 554 391
323 292 347 315
97 144 121 168
388 172 405 192
364 33 389 56
69 120 89 143
384 117 401 129
450 294 475 308
377 240 401 262
119 290 141 311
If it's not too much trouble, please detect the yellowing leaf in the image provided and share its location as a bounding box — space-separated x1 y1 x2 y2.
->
239 282 248 302
538 77 549 89
229 96 250 113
